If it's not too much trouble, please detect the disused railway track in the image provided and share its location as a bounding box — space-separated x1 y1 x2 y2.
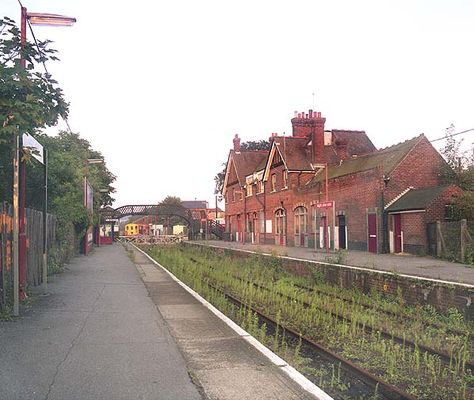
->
189 255 473 371
203 279 417 400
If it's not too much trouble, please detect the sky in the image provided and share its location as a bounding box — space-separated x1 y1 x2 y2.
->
3 0 474 209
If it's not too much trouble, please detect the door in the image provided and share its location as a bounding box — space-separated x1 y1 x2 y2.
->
338 215 346 249
393 214 402 253
237 215 242 242
275 209 286 245
320 216 328 250
294 206 308 247
368 214 377 253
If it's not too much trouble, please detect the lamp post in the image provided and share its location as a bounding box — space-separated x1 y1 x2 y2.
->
13 6 76 316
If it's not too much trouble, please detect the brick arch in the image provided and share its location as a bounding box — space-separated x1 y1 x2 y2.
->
293 202 307 211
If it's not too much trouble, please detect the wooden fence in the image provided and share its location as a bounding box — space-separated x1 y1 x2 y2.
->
0 202 56 310
117 235 183 245
428 219 474 263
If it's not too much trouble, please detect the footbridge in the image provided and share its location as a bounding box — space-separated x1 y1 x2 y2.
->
99 204 224 239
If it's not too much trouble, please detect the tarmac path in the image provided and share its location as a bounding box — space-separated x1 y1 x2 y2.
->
0 244 202 400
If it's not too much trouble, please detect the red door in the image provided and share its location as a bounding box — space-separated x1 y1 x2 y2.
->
368 214 377 253
393 214 402 253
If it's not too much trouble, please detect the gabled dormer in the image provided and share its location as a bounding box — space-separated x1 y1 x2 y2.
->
222 134 268 197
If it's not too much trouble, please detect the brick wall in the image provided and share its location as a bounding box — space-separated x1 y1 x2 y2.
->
386 136 445 202
426 185 463 222
400 212 426 254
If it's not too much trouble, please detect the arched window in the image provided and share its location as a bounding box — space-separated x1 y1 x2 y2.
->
275 208 286 245
283 170 288 188
294 206 308 247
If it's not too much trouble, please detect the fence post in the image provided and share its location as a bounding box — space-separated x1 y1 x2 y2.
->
460 219 467 263
436 221 442 257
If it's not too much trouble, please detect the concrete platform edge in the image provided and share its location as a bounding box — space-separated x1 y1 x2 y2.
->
131 243 334 400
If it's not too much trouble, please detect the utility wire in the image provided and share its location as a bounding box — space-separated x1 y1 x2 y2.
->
430 128 474 143
28 21 73 133
27 20 73 133
19 0 73 133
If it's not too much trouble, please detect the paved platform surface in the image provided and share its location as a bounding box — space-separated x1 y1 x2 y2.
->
0 244 202 400
196 240 474 285
0 244 322 400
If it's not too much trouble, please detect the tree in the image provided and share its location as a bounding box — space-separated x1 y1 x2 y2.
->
0 16 69 202
24 131 116 261
214 139 270 200
240 140 271 151
0 17 116 264
0 17 68 143
160 195 182 206
439 124 474 220
158 196 184 230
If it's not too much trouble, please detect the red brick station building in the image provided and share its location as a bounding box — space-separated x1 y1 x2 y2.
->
222 110 461 255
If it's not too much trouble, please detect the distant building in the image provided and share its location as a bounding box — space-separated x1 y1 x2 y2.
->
181 200 208 222
222 110 461 254
207 207 225 225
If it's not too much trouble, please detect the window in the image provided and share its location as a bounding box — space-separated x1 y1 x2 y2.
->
271 174 277 192
294 206 307 235
445 204 456 221
246 184 253 197
282 170 288 188
275 208 286 235
257 180 264 194
259 211 265 233
232 188 235 202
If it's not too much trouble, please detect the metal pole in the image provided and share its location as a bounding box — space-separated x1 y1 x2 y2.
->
19 135 27 300
18 6 27 302
20 7 26 69
12 135 20 316
42 149 48 293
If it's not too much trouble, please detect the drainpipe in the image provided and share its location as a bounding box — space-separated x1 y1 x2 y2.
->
381 175 390 253
254 181 266 245
263 183 266 244
243 186 246 244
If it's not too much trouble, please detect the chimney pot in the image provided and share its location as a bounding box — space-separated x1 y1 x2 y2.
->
309 109 313 118
233 133 241 151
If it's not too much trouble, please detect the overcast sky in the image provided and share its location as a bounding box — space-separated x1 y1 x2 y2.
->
4 0 474 208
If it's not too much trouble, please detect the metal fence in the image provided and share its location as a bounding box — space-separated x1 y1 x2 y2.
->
427 219 474 263
0 202 56 310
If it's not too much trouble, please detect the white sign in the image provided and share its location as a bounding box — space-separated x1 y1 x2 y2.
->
266 220 272 233
22 133 44 164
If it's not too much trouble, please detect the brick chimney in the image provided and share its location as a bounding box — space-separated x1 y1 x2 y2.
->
291 109 326 164
233 133 241 152
269 132 278 144
335 139 349 161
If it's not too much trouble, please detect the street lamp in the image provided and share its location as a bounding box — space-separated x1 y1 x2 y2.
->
12 6 76 316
